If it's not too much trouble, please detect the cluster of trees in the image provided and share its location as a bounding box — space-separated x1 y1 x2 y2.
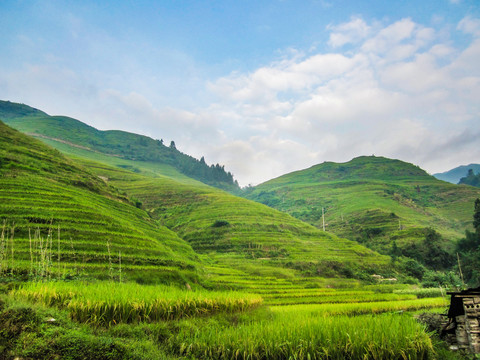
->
391 228 454 272
93 135 238 190
456 198 480 286
387 199 480 287
177 154 238 190
459 169 480 187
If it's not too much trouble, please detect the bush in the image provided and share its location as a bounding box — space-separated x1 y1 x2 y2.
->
212 220 230 228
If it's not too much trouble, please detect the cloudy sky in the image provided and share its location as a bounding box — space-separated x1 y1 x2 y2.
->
1 0 479 186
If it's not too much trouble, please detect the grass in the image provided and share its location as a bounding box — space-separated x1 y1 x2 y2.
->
0 121 202 284
9 278 451 359
13 281 263 325
166 308 437 359
244 156 480 256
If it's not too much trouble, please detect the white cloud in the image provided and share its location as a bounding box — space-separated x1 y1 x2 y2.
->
328 16 371 47
1 15 479 186
198 16 480 184
458 16 480 36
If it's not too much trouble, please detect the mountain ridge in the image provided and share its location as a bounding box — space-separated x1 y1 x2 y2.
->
0 100 238 191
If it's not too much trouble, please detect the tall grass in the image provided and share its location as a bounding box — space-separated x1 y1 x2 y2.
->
14 281 263 325
269 297 448 317
167 312 434 359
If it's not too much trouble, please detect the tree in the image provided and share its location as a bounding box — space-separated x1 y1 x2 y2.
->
459 169 480 187
169 141 176 150
455 198 480 286
474 198 480 233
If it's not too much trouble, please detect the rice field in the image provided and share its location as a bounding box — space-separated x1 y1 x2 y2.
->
166 305 439 360
13 281 263 325
9 256 451 360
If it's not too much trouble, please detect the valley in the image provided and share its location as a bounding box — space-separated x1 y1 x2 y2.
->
0 101 478 359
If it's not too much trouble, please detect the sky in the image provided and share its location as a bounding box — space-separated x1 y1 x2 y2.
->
1 0 479 186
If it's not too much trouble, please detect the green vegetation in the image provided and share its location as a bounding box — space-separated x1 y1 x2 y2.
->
0 101 469 359
14 281 262 325
0 100 238 191
3 281 449 359
0 121 201 284
81 158 391 280
459 168 480 187
243 156 480 279
455 198 480 286
167 311 434 359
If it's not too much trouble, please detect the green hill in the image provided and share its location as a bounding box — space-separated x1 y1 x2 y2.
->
0 115 392 285
0 120 201 283
0 100 238 191
244 156 480 265
73 156 390 282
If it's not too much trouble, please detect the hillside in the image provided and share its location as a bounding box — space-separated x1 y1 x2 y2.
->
434 164 480 184
244 156 480 264
74 156 390 282
0 117 392 285
0 100 238 191
0 120 201 283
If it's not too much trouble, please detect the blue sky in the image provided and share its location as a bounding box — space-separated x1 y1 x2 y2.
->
1 0 479 185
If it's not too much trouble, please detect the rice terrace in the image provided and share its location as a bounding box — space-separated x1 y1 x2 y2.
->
0 99 479 360
1 1 480 359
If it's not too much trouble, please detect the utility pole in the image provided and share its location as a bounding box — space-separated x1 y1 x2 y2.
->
322 207 325 232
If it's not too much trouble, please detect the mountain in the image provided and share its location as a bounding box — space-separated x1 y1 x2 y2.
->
0 120 201 283
0 100 238 191
79 157 390 280
243 156 480 267
0 113 391 283
433 164 480 184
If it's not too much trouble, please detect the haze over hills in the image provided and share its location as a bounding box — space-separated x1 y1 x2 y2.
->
434 164 480 184
244 156 480 266
0 100 238 191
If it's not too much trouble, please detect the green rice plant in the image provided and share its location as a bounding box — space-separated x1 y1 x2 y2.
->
393 287 445 299
13 281 263 326
263 292 417 306
167 312 434 359
269 297 448 317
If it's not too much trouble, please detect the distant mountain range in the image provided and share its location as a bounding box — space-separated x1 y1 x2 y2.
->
433 164 480 184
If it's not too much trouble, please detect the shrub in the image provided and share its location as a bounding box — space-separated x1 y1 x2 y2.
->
212 220 230 228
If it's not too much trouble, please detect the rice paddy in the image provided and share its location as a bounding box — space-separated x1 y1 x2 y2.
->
0 119 457 359
13 281 263 325
10 274 449 359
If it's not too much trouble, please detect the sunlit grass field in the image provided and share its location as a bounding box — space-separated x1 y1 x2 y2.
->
11 279 448 359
